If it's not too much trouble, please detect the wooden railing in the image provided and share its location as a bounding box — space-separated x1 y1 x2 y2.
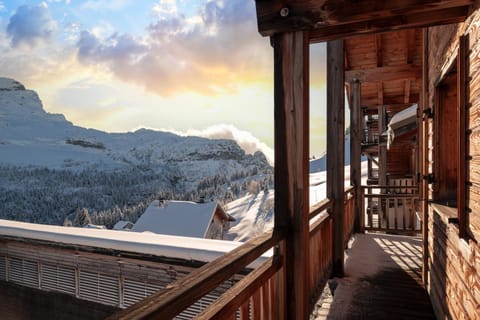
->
108 188 356 319
308 198 333 310
362 185 420 234
343 186 355 247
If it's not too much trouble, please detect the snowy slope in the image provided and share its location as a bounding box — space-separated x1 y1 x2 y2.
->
0 78 269 182
225 161 368 242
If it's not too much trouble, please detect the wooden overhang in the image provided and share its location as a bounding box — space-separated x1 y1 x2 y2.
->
255 0 473 43
345 29 423 113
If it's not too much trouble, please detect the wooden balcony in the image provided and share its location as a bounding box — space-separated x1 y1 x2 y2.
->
107 187 436 319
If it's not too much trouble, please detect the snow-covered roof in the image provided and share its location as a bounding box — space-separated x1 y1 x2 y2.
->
0 219 270 267
132 200 224 238
113 220 133 230
387 104 418 149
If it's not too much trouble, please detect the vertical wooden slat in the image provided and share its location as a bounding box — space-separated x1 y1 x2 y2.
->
240 302 249 320
327 39 345 277
378 105 387 226
255 289 262 319
458 34 468 239
378 196 382 229
394 198 399 230
273 30 310 320
350 79 364 233
386 199 390 229
261 281 269 320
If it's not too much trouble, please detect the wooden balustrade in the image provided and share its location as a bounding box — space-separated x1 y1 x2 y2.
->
308 201 332 311
362 185 420 234
108 188 356 319
343 186 355 247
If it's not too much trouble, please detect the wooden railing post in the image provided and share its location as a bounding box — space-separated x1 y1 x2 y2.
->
350 79 364 233
273 30 310 320
327 39 345 277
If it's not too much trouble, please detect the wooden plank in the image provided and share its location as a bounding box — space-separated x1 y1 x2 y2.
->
327 39 345 277
458 34 468 239
255 0 472 38
309 6 470 43
404 79 412 104
363 94 420 108
346 64 421 83
376 34 383 67
350 79 364 233
407 29 417 64
272 31 310 320
195 258 281 320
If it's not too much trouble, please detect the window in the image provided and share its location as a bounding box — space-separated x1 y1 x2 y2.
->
433 35 468 238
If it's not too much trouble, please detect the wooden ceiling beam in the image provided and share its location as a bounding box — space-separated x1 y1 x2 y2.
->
362 94 420 108
308 6 469 43
256 0 473 38
346 64 421 82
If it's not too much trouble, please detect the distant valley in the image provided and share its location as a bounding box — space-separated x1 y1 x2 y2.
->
0 78 272 227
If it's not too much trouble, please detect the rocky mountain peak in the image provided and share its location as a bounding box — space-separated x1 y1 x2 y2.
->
0 78 26 91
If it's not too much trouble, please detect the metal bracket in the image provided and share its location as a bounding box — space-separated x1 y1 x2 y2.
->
423 108 434 119
423 174 435 184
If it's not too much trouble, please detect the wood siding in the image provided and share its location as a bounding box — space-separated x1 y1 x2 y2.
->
425 6 480 319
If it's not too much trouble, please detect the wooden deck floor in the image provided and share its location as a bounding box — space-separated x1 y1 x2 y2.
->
312 233 435 319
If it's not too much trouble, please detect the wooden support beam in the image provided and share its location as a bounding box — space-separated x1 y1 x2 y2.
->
344 49 350 71
378 105 388 213
255 0 472 40
350 80 364 233
273 31 310 320
407 29 417 64
327 39 345 277
375 34 383 67
346 64 421 83
377 83 384 106
404 79 412 104
421 28 429 286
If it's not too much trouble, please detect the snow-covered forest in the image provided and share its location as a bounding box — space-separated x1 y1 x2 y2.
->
0 78 273 228
0 165 272 228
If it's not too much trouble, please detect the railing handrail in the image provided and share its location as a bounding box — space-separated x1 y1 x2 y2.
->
109 186 354 319
195 256 282 319
362 185 418 189
364 194 419 199
106 231 282 320
309 198 331 220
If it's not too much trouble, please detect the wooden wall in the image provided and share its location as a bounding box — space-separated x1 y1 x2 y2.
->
425 6 480 319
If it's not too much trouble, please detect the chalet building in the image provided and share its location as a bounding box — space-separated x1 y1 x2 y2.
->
105 1 480 319
132 200 235 240
0 219 262 320
3 1 480 319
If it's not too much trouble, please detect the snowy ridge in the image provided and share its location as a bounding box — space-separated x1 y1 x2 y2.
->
0 77 269 177
0 78 272 226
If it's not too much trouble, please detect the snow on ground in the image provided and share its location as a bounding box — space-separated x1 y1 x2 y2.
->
225 161 369 242
224 191 274 242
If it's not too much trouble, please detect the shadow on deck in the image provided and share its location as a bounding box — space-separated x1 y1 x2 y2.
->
312 233 435 319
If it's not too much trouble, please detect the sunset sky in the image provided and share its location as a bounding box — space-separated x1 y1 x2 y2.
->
0 0 328 161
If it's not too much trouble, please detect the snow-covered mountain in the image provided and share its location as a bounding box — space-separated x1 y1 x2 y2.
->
0 78 272 225
0 78 268 178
